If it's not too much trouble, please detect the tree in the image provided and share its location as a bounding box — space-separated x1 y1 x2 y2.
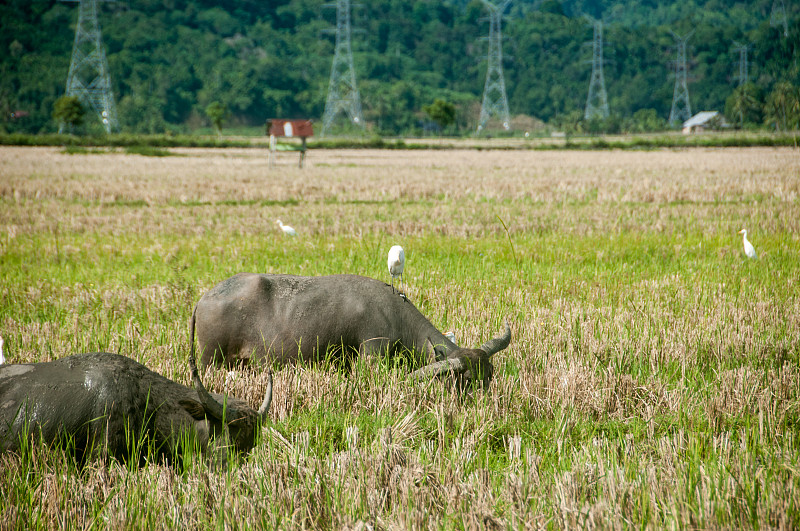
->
422 98 456 134
205 101 229 136
5 0 800 135
725 83 764 128
585 114 622 135
764 82 800 132
53 96 85 134
625 108 666 133
551 110 584 140
540 0 565 16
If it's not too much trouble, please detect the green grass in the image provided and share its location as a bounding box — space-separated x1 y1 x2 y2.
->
2 130 798 150
124 145 177 157
0 146 798 528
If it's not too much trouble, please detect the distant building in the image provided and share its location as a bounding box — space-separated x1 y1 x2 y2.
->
682 111 728 134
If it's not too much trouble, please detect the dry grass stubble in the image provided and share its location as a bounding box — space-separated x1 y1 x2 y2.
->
1 146 799 529
2 146 800 239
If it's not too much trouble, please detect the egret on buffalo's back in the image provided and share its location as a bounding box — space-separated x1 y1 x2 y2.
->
0 336 5 365
276 219 297 237
738 229 757 259
387 245 405 293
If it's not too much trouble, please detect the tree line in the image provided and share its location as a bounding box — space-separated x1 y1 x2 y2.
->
1 0 798 136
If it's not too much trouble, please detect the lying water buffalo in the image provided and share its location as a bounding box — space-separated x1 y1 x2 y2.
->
192 273 511 386
0 352 272 464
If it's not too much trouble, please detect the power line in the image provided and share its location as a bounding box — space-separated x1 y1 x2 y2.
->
771 0 789 38
668 31 693 127
584 19 609 120
61 0 118 133
321 0 364 136
732 41 750 86
477 0 511 133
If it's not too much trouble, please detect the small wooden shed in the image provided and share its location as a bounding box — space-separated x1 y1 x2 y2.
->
266 119 314 168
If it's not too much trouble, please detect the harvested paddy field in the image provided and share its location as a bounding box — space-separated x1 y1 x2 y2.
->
1 145 799 529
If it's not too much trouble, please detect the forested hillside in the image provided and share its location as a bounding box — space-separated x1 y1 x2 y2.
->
1 0 798 135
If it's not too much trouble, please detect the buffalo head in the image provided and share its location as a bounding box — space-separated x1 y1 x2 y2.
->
188 354 272 455
411 321 512 388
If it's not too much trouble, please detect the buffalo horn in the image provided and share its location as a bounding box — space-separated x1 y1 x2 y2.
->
410 357 468 381
188 355 226 420
258 371 273 422
478 321 511 357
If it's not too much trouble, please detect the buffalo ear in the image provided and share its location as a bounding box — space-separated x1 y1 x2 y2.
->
435 346 447 361
179 399 207 420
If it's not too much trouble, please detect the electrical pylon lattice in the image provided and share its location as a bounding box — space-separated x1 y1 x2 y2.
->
733 41 750 86
668 31 693 126
62 0 118 133
584 19 609 120
477 0 511 132
321 0 364 136
771 0 789 38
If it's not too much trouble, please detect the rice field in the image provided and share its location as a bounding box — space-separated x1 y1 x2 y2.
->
1 145 799 529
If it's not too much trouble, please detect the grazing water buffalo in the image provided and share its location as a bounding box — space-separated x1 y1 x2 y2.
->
0 352 272 464
192 273 511 386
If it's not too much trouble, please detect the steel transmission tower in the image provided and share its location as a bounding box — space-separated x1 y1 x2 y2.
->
476 0 511 132
668 31 693 126
321 0 364 136
733 41 750 86
584 19 609 120
62 0 118 133
771 0 789 38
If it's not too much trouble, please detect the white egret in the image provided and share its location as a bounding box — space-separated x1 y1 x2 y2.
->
738 229 757 259
0 336 5 365
225 370 237 391
276 219 297 237
445 331 457 345
387 245 405 293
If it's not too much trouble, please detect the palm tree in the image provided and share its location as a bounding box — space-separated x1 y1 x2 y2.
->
764 81 800 131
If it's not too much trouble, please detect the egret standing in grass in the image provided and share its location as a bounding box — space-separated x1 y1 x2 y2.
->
276 219 297 237
0 336 5 365
388 245 405 294
738 229 757 259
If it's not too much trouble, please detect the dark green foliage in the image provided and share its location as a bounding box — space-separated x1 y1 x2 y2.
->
0 133 254 148
124 145 176 157
1 0 798 135
624 108 667 133
61 145 110 155
205 101 229 136
422 98 457 133
2 131 798 150
725 83 764 127
763 81 800 130
52 95 85 132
